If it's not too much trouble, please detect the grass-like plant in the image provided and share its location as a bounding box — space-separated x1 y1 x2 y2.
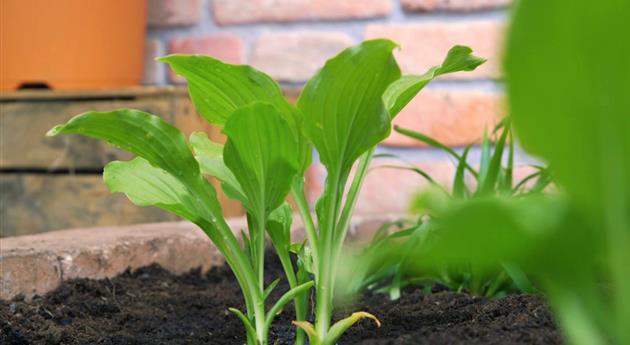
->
342 121 549 299
47 41 484 344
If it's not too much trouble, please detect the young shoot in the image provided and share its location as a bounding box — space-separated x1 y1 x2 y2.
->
46 41 485 345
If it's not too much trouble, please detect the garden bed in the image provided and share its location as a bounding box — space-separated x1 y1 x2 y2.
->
1 252 560 345
1 217 560 345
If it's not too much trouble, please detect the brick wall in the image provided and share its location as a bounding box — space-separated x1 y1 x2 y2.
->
144 0 525 215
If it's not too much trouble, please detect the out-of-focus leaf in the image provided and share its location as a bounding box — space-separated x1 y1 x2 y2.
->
453 145 473 198
394 125 478 177
506 0 630 341
477 124 509 195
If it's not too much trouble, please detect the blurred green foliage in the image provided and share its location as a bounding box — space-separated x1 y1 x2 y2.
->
342 1 630 344
341 122 547 300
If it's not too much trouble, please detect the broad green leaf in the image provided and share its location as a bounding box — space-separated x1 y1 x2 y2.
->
189 131 246 202
104 157 196 220
47 109 199 182
158 55 293 125
45 110 260 300
159 55 312 173
223 103 299 216
383 45 486 118
298 39 401 176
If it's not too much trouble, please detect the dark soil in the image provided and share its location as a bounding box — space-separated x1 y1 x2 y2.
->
1 253 562 345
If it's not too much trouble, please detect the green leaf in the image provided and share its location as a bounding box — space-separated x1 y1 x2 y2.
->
505 1 630 215
159 54 312 174
104 157 196 220
265 281 315 330
47 109 199 182
223 102 299 216
501 262 536 294
189 132 246 202
394 125 478 178
383 45 486 118
505 1 630 340
453 145 473 198
477 123 509 196
45 110 256 299
158 54 294 125
267 203 293 251
298 39 401 176
228 308 257 342
263 278 281 301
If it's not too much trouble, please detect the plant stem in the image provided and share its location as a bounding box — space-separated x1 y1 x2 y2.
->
255 211 267 344
334 147 375 252
275 248 306 345
315 168 343 339
291 179 320 274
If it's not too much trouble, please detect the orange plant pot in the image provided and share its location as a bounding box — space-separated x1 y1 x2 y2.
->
1 0 147 91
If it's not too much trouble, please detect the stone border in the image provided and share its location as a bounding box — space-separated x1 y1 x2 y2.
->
0 214 402 300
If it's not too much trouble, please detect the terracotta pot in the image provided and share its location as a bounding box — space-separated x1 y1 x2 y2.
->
0 0 147 91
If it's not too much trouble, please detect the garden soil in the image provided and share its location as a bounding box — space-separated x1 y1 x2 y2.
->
1 253 562 345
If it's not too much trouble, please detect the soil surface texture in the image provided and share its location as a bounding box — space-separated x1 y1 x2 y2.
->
1 254 562 345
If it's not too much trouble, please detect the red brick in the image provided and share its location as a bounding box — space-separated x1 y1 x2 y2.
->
0 252 61 300
148 0 202 27
212 0 392 25
167 34 244 83
383 89 504 147
365 21 505 79
251 31 354 82
402 0 511 12
142 39 164 85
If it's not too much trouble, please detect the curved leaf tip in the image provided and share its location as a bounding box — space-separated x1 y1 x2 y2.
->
352 311 381 328
46 125 64 137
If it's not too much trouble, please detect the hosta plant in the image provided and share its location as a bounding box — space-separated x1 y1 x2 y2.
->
47 41 484 345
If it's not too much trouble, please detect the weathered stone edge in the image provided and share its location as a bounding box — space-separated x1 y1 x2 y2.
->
0 214 402 300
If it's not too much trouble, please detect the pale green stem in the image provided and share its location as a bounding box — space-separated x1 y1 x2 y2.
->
195 178 266 343
315 168 343 339
333 147 375 253
291 179 320 274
